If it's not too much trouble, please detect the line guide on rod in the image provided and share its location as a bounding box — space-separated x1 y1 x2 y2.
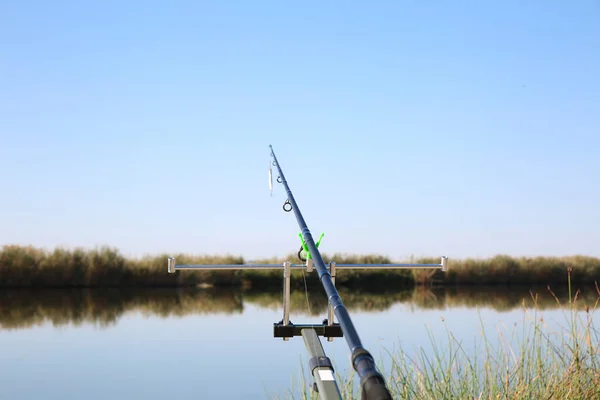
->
167 145 449 400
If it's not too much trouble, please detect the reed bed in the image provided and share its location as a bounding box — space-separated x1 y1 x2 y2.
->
413 254 600 286
286 279 600 400
1 245 599 288
0 288 244 330
0 245 244 288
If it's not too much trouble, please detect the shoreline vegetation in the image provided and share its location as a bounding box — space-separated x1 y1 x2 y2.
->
1 244 599 288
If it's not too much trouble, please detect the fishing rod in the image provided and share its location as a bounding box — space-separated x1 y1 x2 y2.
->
270 145 392 399
167 145 448 400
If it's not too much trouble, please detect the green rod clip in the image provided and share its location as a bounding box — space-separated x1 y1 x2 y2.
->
315 232 325 249
298 232 324 260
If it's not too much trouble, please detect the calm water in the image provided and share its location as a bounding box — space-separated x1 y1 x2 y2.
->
0 286 597 399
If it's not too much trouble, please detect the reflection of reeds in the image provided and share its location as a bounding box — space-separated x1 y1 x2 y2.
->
245 285 600 316
244 288 414 316
411 285 600 312
0 288 243 330
3 285 599 331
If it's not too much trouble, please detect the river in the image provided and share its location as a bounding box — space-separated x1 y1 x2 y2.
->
0 285 597 399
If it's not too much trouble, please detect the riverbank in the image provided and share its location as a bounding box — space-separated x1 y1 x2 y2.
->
1 245 599 288
287 286 600 400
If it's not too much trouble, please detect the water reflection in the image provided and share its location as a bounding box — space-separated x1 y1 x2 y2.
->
1 284 598 330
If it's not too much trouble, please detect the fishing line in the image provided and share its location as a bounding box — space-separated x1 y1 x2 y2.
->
302 264 312 316
268 161 274 196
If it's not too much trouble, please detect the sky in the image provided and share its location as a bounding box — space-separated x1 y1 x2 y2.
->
1 0 599 261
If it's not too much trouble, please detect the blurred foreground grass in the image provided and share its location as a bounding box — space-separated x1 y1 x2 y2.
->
282 280 600 399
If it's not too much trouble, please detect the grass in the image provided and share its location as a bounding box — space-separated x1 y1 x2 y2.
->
1 245 600 288
284 277 600 400
430 254 600 286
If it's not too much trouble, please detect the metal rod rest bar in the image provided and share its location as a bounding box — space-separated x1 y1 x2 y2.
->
335 263 444 269
167 260 448 272
171 264 303 270
171 263 444 269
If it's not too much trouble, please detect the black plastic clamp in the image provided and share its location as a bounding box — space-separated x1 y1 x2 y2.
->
309 356 334 375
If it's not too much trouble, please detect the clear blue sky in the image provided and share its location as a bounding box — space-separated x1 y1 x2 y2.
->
1 0 598 261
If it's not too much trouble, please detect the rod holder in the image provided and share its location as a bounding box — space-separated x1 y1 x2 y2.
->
282 261 291 341
302 328 342 399
167 257 176 274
